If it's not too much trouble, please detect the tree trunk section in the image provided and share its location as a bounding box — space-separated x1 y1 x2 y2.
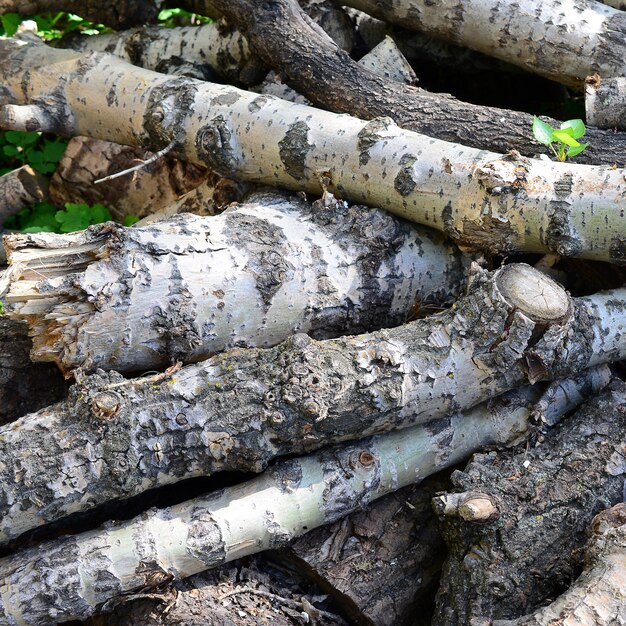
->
0 165 48 224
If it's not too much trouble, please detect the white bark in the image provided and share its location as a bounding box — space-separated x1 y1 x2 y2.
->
585 75 626 130
340 0 626 87
2 38 626 261
0 264 621 544
357 35 417 84
0 373 608 625
494 503 626 626
2 189 466 373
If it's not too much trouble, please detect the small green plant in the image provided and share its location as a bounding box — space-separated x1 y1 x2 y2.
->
532 116 588 162
0 131 67 175
157 8 212 27
0 11 109 39
4 201 113 233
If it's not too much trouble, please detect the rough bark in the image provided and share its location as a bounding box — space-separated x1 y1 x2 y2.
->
432 379 626 625
338 0 626 87
0 261 621 543
0 0 158 28
48 136 212 222
0 318 67 424
188 0 626 166
0 165 48 224
5 39 626 261
3 189 466 374
585 74 626 130
0 371 606 625
493 503 626 626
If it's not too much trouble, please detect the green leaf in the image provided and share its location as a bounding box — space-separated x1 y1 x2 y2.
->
123 215 140 227
2 145 20 157
532 116 555 146
551 130 580 147
567 142 589 158
5 131 40 146
0 13 21 36
560 119 586 140
42 141 66 163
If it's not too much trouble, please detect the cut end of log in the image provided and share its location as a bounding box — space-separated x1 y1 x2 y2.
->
432 491 500 523
496 264 571 324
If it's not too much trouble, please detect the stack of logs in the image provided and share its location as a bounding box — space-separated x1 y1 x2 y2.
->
1 1 626 624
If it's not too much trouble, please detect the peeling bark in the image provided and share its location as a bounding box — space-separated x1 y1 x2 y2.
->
3 189 466 373
585 74 626 130
433 379 626 625
49 136 212 222
0 0 158 28
339 0 626 87
0 368 606 625
188 0 626 166
3 39 626 260
0 318 67 424
0 165 48 224
0 262 620 543
493 503 626 626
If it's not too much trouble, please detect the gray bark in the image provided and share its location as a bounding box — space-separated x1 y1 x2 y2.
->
433 379 626 625
3 189 466 374
0 367 607 624
4 39 626 261
0 262 620 543
0 165 48 224
585 74 626 130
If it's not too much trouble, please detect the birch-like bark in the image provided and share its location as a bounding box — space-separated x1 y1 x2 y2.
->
0 371 608 625
493 504 626 626
0 165 48 224
190 0 626 166
585 75 626 130
3 189 466 373
48 136 212 222
0 262 621 543
4 39 626 261
433 379 626 625
0 0 158 28
338 0 626 87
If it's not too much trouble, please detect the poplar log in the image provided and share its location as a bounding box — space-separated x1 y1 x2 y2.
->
0 165 48 224
3 190 466 374
433 379 626 625
0 262 620 544
4 39 626 260
585 74 626 130
0 367 607 624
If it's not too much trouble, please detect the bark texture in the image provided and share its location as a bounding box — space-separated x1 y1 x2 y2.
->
0 318 67 424
433 379 626 625
49 137 212 222
0 165 48 224
494 503 626 626
585 75 626 130
340 0 626 87
189 0 626 166
0 377 599 625
3 189 466 374
4 39 626 260
0 0 158 28
0 262 620 543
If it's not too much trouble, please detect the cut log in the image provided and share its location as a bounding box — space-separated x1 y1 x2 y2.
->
188 0 626 166
0 317 67 424
493 503 626 626
0 261 618 542
4 39 626 260
0 367 607 624
2 189 466 374
585 74 626 131
0 165 48 225
432 379 626 625
48 136 213 222
336 0 626 87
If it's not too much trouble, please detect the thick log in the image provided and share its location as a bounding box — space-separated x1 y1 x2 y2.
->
49 136 212 222
0 368 607 625
0 0 158 28
0 261 619 542
0 318 67 424
0 165 48 224
432 379 626 625
494 503 626 626
338 0 626 87
4 39 626 260
3 189 466 374
585 74 626 130
189 0 626 166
